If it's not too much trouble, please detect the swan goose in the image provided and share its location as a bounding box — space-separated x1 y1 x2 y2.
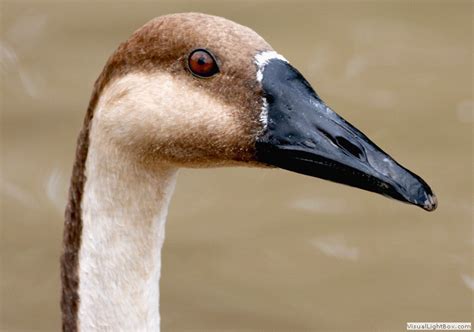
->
61 12 437 332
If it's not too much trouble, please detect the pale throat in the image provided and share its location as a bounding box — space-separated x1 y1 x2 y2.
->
78 114 178 331
74 68 255 330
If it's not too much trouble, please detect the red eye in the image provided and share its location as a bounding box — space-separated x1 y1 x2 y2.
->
187 49 219 78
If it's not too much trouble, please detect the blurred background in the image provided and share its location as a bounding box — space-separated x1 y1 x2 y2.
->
1 1 472 331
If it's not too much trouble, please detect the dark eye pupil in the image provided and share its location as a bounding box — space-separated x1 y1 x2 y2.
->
188 49 219 78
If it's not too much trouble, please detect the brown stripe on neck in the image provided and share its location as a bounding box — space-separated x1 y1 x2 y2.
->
60 41 130 328
60 51 121 330
60 83 96 332
59 19 163 332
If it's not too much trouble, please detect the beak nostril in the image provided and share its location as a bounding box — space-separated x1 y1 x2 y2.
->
319 129 365 160
335 136 365 160
319 129 338 146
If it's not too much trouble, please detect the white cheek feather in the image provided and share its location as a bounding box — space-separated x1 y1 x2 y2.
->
259 97 269 129
254 51 288 131
255 50 288 82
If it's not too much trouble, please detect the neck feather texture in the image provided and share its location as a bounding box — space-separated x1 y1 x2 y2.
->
79 117 177 331
62 84 178 331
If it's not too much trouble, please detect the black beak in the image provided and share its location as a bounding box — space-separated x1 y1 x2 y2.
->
255 58 437 212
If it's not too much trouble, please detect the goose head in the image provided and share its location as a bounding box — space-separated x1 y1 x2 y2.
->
94 12 437 211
